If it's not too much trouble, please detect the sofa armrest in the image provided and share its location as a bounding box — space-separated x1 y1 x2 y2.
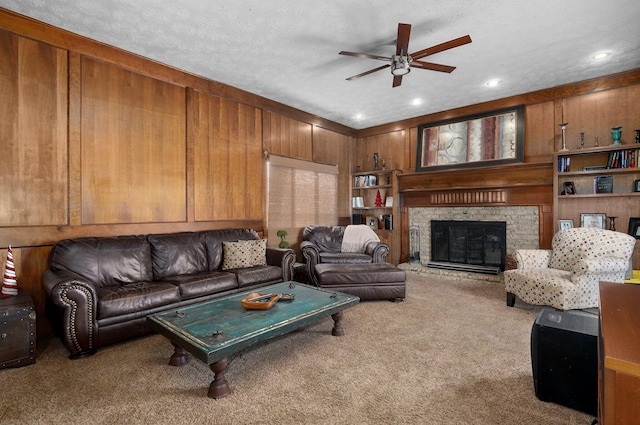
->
512 249 552 269
266 247 295 281
300 241 321 285
42 269 99 359
365 241 390 263
572 258 630 276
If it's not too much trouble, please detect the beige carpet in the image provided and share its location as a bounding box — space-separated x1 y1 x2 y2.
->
0 273 595 425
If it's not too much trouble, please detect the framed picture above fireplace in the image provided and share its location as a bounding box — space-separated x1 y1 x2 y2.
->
416 105 524 172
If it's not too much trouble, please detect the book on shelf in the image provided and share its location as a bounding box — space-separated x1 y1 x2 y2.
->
557 156 570 172
594 175 613 193
606 148 640 169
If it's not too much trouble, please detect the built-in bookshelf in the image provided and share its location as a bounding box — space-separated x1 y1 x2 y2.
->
554 145 640 233
351 169 400 264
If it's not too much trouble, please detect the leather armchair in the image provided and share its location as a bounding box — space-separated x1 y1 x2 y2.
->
300 224 389 286
504 227 635 310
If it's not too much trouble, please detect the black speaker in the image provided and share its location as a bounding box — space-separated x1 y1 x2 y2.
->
530 308 598 416
352 214 364 225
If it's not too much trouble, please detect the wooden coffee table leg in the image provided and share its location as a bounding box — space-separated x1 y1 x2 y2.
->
169 344 191 366
208 358 231 399
331 310 345 336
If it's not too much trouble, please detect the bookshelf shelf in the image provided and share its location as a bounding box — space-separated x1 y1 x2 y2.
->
554 145 640 234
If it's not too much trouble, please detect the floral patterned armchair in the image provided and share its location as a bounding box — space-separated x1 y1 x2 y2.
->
504 227 636 310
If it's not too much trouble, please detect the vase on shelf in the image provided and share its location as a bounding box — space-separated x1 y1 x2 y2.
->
611 126 622 146
635 129 640 144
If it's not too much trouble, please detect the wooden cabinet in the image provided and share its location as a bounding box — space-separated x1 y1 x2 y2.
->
351 169 401 264
598 282 640 425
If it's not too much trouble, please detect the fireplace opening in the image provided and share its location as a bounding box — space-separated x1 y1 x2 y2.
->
429 220 506 274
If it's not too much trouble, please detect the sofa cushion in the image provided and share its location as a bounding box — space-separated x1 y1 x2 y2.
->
319 252 373 264
148 232 208 280
49 235 153 288
222 239 267 270
233 265 283 288
302 225 345 253
160 271 238 300
96 282 181 319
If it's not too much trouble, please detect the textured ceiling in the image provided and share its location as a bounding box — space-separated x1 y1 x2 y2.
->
2 1 639 130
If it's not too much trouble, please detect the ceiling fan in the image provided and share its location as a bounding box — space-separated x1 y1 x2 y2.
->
339 23 472 87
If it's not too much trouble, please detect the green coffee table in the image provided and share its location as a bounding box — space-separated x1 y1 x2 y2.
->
147 281 359 398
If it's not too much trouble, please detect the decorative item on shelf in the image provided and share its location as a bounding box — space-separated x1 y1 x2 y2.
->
385 196 393 207
373 152 379 170
355 165 361 172
580 213 607 229
374 190 383 207
365 215 377 230
594 136 599 147
628 217 640 239
381 159 386 170
635 129 640 144
611 126 622 146
594 175 613 193
579 132 585 149
352 196 364 208
276 230 290 249
562 181 576 195
558 219 574 231
608 216 617 231
1 246 18 298
634 179 640 192
559 123 568 151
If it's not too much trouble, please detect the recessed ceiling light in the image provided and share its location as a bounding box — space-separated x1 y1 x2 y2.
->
592 52 610 60
485 79 500 87
411 98 423 106
354 113 365 120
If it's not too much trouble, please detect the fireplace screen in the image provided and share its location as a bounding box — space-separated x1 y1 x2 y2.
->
430 220 506 274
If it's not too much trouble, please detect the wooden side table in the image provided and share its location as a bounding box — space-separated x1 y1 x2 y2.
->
0 292 36 369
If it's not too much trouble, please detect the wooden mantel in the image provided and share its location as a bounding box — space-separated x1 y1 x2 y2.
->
397 162 555 256
399 162 553 206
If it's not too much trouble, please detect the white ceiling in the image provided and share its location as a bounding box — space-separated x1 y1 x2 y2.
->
2 1 639 130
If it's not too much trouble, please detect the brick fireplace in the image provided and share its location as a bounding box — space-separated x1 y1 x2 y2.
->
397 163 553 282
407 206 539 281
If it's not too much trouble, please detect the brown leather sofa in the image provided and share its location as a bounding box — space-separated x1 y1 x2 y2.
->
300 224 389 286
42 229 295 359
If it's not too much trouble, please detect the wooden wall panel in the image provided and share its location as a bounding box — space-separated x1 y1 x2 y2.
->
0 32 68 226
562 85 640 147
355 130 408 172
264 111 312 160
524 101 556 161
193 91 263 221
312 126 352 218
80 58 187 224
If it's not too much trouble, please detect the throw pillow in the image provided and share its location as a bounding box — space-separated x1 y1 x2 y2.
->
222 239 267 270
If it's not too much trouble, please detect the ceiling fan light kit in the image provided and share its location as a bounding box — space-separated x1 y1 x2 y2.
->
391 55 411 76
339 23 471 87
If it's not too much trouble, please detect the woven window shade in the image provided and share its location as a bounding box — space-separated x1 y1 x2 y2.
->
268 156 338 247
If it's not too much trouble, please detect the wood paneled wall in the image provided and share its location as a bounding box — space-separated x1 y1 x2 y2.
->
0 10 354 336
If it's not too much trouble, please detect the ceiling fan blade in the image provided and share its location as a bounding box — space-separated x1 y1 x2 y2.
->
396 23 411 55
410 35 472 60
346 64 391 81
339 51 391 61
411 60 457 73
392 75 403 87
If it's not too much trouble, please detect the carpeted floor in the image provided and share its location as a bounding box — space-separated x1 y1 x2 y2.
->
0 273 595 424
